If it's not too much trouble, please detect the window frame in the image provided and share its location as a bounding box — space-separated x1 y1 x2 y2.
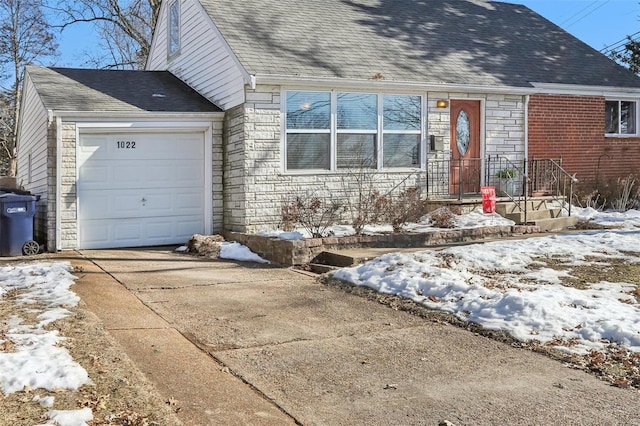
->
167 0 181 59
282 89 425 173
605 99 639 137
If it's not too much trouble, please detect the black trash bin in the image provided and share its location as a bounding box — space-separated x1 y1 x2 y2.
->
0 193 39 256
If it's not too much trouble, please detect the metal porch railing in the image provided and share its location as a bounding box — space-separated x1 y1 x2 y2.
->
424 155 578 222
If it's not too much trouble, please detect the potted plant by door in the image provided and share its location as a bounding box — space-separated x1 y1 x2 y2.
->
496 168 518 197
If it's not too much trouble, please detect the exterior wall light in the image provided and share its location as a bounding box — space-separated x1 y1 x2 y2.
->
436 100 449 108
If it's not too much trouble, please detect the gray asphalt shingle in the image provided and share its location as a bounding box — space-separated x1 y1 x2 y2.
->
26 67 221 113
199 0 640 88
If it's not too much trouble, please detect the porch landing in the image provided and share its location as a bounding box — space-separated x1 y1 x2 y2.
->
426 196 579 232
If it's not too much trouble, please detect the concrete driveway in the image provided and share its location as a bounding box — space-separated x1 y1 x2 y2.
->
75 247 640 425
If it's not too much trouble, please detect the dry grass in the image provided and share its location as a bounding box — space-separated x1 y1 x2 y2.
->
323 249 640 390
0 283 182 426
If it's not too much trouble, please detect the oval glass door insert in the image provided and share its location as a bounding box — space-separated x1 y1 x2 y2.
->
456 110 470 155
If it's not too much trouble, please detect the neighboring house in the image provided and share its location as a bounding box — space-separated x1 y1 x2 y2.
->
16 0 640 251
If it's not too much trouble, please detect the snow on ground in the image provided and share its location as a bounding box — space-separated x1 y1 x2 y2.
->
334 209 640 355
258 208 514 240
574 206 640 228
220 242 270 264
0 262 93 426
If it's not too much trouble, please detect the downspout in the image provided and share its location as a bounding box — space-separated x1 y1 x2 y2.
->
55 116 62 251
524 94 530 222
250 75 257 91
524 94 530 176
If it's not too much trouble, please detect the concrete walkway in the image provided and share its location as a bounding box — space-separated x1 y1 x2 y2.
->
75 247 640 425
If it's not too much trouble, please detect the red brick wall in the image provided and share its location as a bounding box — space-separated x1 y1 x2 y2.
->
528 94 640 187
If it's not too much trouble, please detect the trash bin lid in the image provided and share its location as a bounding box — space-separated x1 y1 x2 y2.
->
0 193 38 202
0 187 33 196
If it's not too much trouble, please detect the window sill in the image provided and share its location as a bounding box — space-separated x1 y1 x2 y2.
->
282 167 424 176
605 134 640 138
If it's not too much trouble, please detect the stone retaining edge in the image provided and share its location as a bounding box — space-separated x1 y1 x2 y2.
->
224 225 540 266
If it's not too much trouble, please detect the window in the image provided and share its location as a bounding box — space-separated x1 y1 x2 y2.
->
337 93 377 169
168 1 181 57
286 91 331 170
284 91 423 171
606 100 637 135
383 95 421 168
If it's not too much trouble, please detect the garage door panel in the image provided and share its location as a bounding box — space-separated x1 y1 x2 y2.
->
80 188 203 220
78 133 203 163
78 131 207 249
80 215 204 249
81 160 204 191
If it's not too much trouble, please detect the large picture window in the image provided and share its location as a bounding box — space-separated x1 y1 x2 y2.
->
606 100 637 135
284 91 423 171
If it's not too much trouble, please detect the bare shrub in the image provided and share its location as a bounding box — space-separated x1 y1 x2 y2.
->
575 174 640 211
428 207 456 228
281 192 344 238
611 175 639 211
376 187 426 232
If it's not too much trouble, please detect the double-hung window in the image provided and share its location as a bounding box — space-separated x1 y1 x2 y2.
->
383 95 421 168
284 91 423 171
337 93 378 169
285 91 331 170
605 100 637 135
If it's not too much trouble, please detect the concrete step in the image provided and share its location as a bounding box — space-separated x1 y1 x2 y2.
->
530 216 578 232
312 251 358 268
309 263 339 274
495 200 554 215
504 208 562 223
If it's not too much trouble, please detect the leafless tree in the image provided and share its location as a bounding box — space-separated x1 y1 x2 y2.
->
54 0 161 69
0 0 57 176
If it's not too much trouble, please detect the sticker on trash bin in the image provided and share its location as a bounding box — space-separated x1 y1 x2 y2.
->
6 207 26 213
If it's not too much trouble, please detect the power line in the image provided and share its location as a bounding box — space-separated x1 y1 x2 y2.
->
557 1 600 27
600 30 640 54
560 0 611 29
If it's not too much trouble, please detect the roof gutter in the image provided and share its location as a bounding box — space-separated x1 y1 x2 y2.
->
49 111 224 120
253 74 536 95
253 74 640 97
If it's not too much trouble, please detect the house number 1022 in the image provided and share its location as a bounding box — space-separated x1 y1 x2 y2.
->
117 141 136 149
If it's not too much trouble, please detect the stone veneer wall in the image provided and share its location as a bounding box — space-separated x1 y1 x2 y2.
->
230 86 526 233
58 122 78 250
223 103 248 230
44 121 57 251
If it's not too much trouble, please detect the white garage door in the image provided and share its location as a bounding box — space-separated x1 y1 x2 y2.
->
77 132 207 249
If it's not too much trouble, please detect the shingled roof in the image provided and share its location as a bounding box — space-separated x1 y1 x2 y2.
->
26 67 221 113
199 0 640 88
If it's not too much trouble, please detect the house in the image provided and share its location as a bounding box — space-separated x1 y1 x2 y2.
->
16 0 640 252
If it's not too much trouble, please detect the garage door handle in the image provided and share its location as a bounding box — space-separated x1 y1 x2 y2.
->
141 198 147 203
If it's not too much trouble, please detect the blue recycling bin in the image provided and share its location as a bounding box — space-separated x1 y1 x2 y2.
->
0 193 39 256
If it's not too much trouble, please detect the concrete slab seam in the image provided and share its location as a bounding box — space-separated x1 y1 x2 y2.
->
179 331 304 426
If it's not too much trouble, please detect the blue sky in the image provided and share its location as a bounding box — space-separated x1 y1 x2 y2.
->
53 0 640 67
505 0 640 54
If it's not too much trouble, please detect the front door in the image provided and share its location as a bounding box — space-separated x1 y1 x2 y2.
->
450 100 481 195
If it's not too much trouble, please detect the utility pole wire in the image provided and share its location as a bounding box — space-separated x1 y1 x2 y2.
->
561 0 610 29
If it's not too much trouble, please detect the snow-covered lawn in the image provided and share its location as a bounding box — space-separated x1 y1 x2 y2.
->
334 209 640 361
0 262 92 425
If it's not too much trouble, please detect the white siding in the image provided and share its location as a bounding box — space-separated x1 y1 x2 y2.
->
16 73 51 243
17 74 48 192
147 0 248 110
